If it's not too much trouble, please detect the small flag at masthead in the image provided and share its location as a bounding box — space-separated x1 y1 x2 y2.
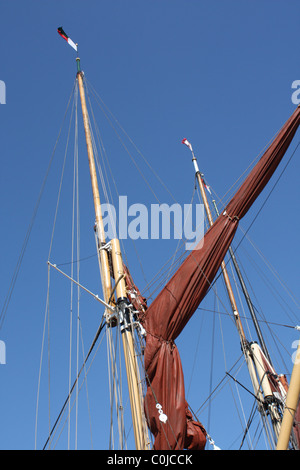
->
57 27 78 52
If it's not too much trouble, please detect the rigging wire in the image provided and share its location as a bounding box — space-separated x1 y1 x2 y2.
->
193 147 300 447
75 80 81 450
163 181 197 286
224 139 300 262
106 322 127 449
107 106 300 449
0 82 76 331
226 363 255 450
197 306 298 330
234 246 298 372
195 357 260 449
83 78 195 297
35 262 51 450
234 373 254 449
87 79 179 282
36 80 98 450
35 83 77 449
186 305 206 399
36 71 299 450
67 81 84 449
208 295 217 433
194 136 300 321
52 78 248 325
50 322 107 450
83 82 150 448
85 78 179 204
238 238 299 325
238 226 300 310
68 83 77 449
228 254 254 343
78 81 154 448
84 79 151 290
193 140 300 356
137 133 300 354
56 252 98 267
85 81 161 205
195 354 244 416
42 315 107 450
210 125 283 211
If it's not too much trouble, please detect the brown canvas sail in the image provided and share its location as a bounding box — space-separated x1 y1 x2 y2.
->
139 105 300 450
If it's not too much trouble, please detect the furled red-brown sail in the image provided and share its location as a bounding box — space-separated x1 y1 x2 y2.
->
140 105 300 450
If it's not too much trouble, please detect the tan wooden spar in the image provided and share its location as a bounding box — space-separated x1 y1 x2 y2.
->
190 151 267 399
276 340 300 450
193 159 246 341
188 143 297 448
111 238 150 449
193 162 265 389
76 60 148 450
77 66 112 306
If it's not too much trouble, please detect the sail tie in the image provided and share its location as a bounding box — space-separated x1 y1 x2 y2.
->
222 210 240 221
143 328 176 349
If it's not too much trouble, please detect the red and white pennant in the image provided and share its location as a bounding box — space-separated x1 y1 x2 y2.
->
57 27 78 52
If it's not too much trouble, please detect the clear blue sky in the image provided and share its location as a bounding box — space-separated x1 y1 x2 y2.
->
0 0 299 450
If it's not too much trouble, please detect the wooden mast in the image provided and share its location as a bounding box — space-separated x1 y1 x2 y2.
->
276 340 300 450
187 144 285 446
110 238 150 449
76 58 148 450
76 58 112 306
188 143 300 448
190 149 246 342
211 199 272 365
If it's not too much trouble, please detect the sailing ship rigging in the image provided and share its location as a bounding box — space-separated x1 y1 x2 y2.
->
33 28 300 450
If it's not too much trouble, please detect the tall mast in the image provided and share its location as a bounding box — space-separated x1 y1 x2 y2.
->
276 340 300 450
76 58 112 305
76 57 148 450
211 199 272 365
185 140 287 447
189 147 247 343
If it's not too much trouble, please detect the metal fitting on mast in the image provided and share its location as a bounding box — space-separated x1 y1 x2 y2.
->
76 56 81 74
110 238 134 331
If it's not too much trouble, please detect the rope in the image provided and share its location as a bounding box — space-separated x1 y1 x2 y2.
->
106 322 126 449
197 306 298 330
68 83 77 448
84 78 197 299
195 354 244 416
239 227 300 313
213 128 282 210
228 138 300 258
74 85 80 449
85 78 178 203
50 324 106 449
194 141 300 351
42 316 106 450
195 136 300 318
35 263 51 449
0 82 76 331
35 83 77 449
